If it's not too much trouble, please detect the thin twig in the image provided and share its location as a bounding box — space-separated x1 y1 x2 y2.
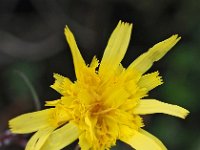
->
14 70 41 110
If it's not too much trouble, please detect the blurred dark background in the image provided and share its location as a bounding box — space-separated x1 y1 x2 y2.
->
0 0 199 149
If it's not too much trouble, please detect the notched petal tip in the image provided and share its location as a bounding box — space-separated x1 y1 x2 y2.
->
64 26 76 44
169 34 181 45
64 26 71 39
9 117 24 134
90 56 99 69
8 120 16 133
181 109 190 119
53 73 59 78
118 20 133 26
138 71 163 91
172 34 181 39
64 25 70 33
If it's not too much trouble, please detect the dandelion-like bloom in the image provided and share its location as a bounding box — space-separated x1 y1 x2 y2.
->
9 21 189 150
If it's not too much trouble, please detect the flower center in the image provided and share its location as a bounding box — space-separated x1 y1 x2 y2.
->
88 102 113 115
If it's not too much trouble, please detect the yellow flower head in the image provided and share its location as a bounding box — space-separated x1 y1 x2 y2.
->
9 21 189 150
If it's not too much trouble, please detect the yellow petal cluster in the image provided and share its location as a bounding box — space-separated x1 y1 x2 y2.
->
9 21 189 150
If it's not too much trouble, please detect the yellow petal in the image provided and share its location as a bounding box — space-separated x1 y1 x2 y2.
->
79 131 92 150
84 114 97 141
9 109 54 133
134 99 189 119
90 56 99 69
115 63 125 76
119 124 135 140
99 21 132 80
114 109 141 128
103 86 129 108
50 73 73 95
45 99 60 107
121 129 167 150
65 27 86 79
139 129 167 150
41 122 79 150
138 71 163 91
128 35 181 74
25 127 55 150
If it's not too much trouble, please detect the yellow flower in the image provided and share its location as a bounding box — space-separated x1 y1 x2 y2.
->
9 21 189 150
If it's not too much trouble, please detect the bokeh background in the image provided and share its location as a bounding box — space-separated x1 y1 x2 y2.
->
0 0 199 149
